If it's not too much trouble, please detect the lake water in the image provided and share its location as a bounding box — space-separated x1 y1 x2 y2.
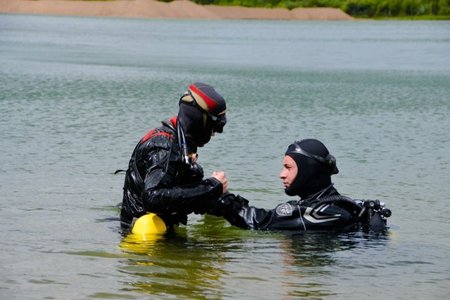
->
1 14 450 299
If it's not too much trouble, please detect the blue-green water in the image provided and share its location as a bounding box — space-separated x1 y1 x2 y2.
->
1 14 450 299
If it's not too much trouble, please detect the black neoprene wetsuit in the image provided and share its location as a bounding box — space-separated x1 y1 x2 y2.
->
213 185 387 232
120 117 223 229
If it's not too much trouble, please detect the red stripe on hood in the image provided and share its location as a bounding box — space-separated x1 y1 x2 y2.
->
189 84 217 112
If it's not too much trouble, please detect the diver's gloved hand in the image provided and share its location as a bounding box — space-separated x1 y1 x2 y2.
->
207 192 249 217
183 163 204 184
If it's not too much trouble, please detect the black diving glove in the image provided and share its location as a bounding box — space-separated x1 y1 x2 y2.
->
207 192 249 217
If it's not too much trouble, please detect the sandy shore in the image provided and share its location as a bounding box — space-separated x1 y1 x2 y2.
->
0 0 353 20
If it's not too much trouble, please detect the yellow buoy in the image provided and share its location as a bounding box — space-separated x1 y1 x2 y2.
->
131 213 167 235
119 213 167 253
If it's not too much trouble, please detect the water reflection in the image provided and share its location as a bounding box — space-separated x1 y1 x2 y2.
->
119 216 390 299
119 219 230 298
279 231 390 298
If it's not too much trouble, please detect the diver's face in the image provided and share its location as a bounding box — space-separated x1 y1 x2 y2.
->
198 112 226 147
280 155 298 190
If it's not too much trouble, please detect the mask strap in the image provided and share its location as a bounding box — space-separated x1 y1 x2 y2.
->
287 145 336 169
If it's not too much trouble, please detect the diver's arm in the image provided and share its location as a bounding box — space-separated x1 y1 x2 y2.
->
213 194 361 231
210 193 274 229
141 148 223 214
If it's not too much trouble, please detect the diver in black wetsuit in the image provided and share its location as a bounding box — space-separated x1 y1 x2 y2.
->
120 83 228 230
209 139 391 232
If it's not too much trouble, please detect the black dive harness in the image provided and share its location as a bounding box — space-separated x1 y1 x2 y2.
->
298 186 392 231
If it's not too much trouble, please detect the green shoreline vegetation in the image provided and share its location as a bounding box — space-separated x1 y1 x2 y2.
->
183 0 450 19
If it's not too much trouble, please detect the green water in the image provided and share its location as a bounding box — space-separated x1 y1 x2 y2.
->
0 14 449 299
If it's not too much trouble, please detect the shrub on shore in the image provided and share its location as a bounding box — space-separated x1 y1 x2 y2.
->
190 0 450 18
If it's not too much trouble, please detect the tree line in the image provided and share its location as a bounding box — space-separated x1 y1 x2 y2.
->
188 0 450 18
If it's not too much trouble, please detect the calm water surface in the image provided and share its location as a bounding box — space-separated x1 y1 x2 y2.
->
1 14 449 299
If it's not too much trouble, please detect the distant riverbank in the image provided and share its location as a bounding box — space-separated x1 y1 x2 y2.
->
0 0 353 20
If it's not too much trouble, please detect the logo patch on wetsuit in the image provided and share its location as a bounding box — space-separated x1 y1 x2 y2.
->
276 203 294 216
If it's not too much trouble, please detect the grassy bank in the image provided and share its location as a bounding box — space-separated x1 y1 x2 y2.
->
188 0 450 19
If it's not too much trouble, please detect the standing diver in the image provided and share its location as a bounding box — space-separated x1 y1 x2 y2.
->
208 139 391 232
120 82 228 232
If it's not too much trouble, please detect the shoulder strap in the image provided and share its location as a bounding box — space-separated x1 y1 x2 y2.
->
307 194 353 206
307 195 362 217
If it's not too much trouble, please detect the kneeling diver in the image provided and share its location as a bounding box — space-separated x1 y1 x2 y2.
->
208 139 391 232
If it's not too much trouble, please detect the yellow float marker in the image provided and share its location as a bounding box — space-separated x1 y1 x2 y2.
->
131 213 167 235
120 213 167 252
